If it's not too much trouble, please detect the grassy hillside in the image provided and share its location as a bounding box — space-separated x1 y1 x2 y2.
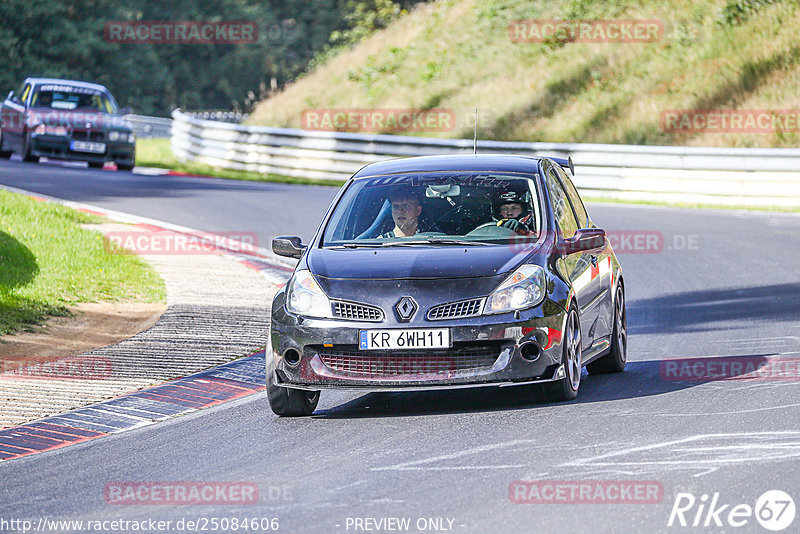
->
249 0 800 148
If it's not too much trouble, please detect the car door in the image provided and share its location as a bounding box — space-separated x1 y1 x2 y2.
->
1 82 31 151
555 164 613 341
544 164 600 351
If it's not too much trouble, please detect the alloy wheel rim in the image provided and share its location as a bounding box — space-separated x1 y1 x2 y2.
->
616 287 627 362
567 311 581 391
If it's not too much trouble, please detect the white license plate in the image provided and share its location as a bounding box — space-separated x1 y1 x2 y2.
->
359 329 451 350
70 140 106 154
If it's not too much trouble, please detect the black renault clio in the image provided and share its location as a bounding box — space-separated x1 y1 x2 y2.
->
267 154 626 416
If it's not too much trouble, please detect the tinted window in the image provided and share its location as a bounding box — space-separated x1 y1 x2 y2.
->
30 85 114 112
555 165 588 228
322 173 542 245
546 168 578 239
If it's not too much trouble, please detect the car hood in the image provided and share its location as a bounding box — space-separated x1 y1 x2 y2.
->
26 109 131 130
307 244 540 280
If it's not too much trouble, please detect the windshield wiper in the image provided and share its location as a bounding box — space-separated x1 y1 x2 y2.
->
331 238 489 248
423 237 490 246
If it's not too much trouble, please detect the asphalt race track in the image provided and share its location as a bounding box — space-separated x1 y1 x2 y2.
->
2 159 800 533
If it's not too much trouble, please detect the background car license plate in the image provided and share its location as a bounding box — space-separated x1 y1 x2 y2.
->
359 328 450 350
70 140 106 154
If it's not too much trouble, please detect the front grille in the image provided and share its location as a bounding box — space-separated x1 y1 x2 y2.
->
315 342 502 376
332 301 384 322
72 131 105 142
427 298 485 320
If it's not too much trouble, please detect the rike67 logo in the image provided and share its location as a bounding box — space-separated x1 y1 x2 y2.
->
668 490 796 531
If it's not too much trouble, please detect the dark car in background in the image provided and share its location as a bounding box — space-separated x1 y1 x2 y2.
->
266 154 627 416
0 78 136 170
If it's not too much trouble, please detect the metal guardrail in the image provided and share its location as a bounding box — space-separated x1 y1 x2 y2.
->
171 109 800 207
125 114 172 138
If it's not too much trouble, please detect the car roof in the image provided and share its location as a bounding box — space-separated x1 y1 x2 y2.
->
24 78 110 92
350 154 545 179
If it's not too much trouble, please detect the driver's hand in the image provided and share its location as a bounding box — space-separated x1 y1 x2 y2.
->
498 218 525 232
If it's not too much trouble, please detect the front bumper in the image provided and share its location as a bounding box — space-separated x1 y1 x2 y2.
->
30 134 135 165
269 299 568 391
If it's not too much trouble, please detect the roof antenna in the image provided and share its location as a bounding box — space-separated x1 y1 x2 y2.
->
473 108 478 155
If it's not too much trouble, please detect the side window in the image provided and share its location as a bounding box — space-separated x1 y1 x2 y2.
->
555 166 588 228
546 168 578 239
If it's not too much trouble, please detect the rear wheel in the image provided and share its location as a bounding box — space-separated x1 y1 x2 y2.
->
0 129 12 159
267 376 319 416
542 306 581 402
587 284 627 375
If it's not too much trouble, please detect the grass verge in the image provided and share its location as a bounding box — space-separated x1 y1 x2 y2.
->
0 189 166 336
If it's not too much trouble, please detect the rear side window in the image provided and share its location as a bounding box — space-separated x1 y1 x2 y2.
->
545 168 578 239
555 166 588 228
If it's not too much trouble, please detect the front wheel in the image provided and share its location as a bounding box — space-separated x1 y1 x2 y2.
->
267 375 319 416
22 135 38 162
587 284 626 375
542 306 581 402
88 161 105 169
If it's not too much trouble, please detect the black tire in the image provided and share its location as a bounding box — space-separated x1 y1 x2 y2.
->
88 161 105 169
267 376 319 416
22 135 38 162
587 283 627 375
542 306 581 402
117 162 135 171
0 130 12 159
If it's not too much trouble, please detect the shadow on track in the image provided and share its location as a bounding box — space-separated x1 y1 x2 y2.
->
628 282 800 335
311 353 777 419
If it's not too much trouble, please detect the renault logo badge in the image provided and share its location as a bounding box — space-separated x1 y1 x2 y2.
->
394 296 418 322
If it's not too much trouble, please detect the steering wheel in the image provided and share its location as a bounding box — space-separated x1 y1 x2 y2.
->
466 222 518 237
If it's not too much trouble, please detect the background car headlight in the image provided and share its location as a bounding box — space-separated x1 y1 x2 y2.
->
108 131 120 142
32 124 68 136
127 132 136 143
485 265 546 314
285 269 333 318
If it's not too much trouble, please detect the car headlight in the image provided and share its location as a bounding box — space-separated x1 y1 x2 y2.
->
285 269 333 318
485 265 546 314
127 132 135 143
108 131 120 142
32 124 68 136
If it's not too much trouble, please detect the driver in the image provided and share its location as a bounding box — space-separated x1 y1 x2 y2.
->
380 186 435 238
493 187 535 235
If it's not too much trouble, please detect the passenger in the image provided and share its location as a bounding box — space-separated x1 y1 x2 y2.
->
380 187 436 237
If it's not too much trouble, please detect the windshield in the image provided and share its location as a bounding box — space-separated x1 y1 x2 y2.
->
30 84 116 113
322 172 543 247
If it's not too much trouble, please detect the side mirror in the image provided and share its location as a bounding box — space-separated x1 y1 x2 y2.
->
561 228 606 255
119 107 133 115
272 236 306 259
